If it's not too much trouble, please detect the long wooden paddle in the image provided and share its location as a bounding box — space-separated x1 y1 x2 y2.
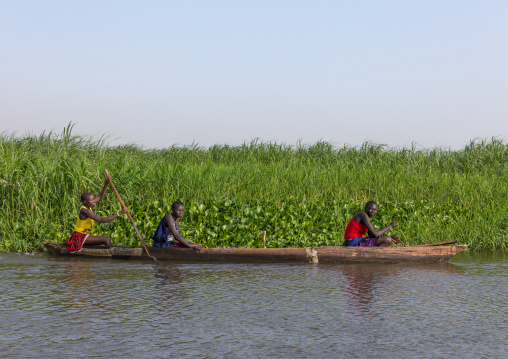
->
413 240 458 247
105 169 156 261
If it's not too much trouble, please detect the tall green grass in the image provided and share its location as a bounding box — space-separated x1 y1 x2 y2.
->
1 124 507 252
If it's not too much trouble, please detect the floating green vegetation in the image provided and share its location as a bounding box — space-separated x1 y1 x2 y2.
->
1 124 507 252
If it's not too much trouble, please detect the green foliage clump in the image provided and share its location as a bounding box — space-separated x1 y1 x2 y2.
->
1 124 507 252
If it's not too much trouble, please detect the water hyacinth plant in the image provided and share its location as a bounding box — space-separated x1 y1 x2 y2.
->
1 124 507 252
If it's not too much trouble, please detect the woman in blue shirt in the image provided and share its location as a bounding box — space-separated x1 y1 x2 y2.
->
152 201 202 251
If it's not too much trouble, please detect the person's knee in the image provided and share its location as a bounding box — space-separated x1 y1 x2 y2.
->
97 236 112 247
377 236 391 246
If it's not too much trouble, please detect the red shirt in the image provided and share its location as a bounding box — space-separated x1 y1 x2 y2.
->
344 218 368 239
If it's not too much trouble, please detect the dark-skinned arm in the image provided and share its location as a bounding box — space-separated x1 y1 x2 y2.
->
80 206 128 223
92 174 111 204
165 214 202 252
357 212 397 238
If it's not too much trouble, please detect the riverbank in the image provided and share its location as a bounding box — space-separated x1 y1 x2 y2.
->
1 126 507 252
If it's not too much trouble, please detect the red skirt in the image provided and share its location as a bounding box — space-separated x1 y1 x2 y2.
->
65 231 89 253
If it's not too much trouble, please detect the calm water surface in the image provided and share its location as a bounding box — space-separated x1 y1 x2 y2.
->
0 251 507 358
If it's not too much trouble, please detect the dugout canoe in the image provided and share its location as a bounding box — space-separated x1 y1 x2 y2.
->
43 242 467 264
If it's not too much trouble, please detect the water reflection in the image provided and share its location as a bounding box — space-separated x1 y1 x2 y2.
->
0 252 506 358
321 262 465 320
341 264 378 317
152 264 185 303
65 261 96 311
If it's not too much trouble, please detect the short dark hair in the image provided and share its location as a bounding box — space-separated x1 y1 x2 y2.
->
81 192 93 203
365 201 377 210
171 201 184 211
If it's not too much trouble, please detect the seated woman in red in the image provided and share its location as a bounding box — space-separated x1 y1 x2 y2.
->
343 201 400 247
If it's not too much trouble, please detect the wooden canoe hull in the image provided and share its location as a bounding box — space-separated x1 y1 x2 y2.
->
43 242 467 263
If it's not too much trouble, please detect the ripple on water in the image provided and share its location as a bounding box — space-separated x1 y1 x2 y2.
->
0 252 507 358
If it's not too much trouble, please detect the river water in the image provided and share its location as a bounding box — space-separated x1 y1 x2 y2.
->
0 251 506 358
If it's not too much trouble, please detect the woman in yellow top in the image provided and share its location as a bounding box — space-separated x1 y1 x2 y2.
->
65 173 127 253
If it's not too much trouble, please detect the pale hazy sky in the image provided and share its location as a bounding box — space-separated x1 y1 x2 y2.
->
1 1 507 149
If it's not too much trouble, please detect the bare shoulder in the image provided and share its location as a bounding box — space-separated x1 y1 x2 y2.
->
164 213 175 226
79 207 92 219
355 211 369 224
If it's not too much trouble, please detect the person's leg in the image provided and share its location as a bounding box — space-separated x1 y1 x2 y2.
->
84 235 113 247
375 236 392 247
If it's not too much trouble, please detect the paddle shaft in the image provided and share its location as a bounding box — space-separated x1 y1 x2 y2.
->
413 240 458 247
105 170 155 260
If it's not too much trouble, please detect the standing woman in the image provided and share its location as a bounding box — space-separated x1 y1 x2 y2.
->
65 173 127 253
343 201 400 247
152 201 202 251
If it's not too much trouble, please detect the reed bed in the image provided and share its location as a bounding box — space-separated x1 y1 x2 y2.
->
1 125 507 252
